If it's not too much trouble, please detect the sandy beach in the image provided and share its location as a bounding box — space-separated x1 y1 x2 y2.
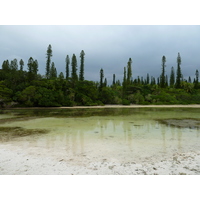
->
9 104 200 109
0 142 200 175
1 105 200 175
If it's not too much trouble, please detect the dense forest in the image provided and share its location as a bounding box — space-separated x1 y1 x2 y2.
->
0 44 200 108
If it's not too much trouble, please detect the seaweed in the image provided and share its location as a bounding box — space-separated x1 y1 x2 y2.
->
0 126 49 142
157 118 200 129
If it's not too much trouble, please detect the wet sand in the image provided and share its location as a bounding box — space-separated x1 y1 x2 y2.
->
0 142 199 175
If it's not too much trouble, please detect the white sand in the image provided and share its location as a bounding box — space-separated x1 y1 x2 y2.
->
0 142 200 175
60 104 200 108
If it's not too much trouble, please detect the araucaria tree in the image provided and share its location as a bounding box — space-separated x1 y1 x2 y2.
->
160 55 166 88
99 68 104 91
19 59 24 71
27 57 38 82
71 54 78 81
175 52 182 88
112 74 116 86
46 44 52 79
127 58 132 85
79 50 85 81
195 69 199 88
170 66 175 87
65 55 70 79
50 62 57 79
123 66 127 94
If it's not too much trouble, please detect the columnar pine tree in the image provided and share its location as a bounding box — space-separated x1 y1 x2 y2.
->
50 62 57 79
33 60 38 76
123 67 127 91
160 55 166 88
104 78 107 87
112 74 116 85
46 44 52 79
99 68 104 91
195 69 199 88
146 73 150 84
19 59 24 71
65 55 70 79
27 58 38 80
157 77 160 86
165 75 168 87
79 50 85 81
127 58 132 85
188 76 191 83
170 66 175 87
175 52 182 88
71 54 78 81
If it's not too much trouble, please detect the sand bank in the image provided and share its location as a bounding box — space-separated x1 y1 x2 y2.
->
8 104 200 110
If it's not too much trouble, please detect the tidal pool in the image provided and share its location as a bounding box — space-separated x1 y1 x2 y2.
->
0 108 200 164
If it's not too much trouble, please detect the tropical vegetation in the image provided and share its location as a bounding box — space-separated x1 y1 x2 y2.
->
0 44 200 108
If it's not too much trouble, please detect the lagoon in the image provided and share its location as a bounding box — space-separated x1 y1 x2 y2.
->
0 107 200 175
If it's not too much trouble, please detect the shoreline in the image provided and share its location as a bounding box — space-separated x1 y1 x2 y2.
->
0 143 199 175
5 104 200 109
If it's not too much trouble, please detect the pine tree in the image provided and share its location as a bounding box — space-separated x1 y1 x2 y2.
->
27 57 35 81
50 62 57 79
160 55 166 88
151 76 156 85
127 58 132 85
59 72 64 79
123 67 127 90
157 77 160 86
71 54 78 81
33 60 38 76
165 75 168 87
188 76 191 83
195 69 199 88
175 52 182 88
99 68 104 90
10 58 18 70
19 59 24 71
112 74 116 85
65 55 70 79
104 78 107 87
27 57 34 73
79 50 85 81
146 73 150 84
170 66 175 87
46 44 52 79
2 60 10 71
141 76 144 85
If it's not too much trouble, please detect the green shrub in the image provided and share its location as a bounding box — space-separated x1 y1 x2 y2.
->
122 99 130 105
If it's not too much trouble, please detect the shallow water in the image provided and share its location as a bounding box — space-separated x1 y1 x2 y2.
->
0 108 200 163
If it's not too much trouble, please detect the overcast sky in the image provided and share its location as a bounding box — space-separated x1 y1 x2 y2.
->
1 25 200 84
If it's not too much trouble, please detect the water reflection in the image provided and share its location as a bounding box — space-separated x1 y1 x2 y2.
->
0 108 200 161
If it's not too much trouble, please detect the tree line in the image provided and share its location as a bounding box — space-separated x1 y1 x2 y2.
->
0 44 200 108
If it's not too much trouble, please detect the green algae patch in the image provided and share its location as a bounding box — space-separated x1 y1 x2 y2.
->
0 126 49 141
158 118 200 129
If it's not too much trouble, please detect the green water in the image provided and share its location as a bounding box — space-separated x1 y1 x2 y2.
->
0 108 200 163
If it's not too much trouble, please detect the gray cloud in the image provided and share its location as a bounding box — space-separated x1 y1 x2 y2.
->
1 25 200 84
